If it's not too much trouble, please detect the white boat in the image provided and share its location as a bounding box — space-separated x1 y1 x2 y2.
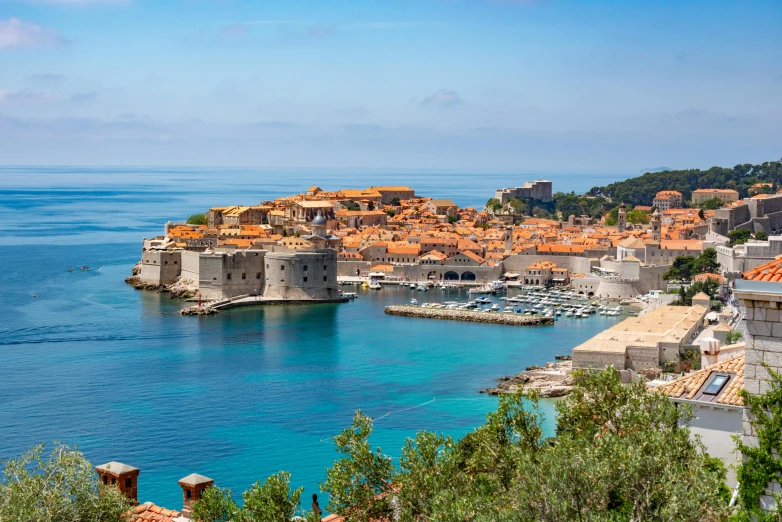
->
368 282 382 290
491 304 500 311
410 299 418 305
409 283 417 289
342 292 357 299
417 284 427 291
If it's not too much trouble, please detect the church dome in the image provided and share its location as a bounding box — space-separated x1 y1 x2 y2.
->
312 212 327 226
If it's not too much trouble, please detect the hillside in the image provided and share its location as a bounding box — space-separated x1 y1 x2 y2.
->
588 161 782 206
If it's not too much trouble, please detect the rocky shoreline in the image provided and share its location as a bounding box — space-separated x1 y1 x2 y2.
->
483 361 574 398
124 262 197 299
384 306 554 326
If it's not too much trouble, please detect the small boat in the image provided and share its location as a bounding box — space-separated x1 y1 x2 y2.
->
368 282 382 290
417 284 427 291
342 292 357 299
409 283 416 289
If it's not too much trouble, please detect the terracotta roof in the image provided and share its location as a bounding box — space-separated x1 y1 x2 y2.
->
130 503 181 522
743 255 782 282
693 273 725 283
657 353 744 406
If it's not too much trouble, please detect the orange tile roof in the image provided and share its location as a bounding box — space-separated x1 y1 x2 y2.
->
130 503 181 522
743 255 782 282
657 353 744 406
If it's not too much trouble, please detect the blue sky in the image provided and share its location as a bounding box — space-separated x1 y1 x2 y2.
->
0 0 780 171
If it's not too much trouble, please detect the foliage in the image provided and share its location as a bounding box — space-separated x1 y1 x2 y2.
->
727 331 743 344
367 201 375 211
756 231 769 241
699 208 706 220
700 197 726 210
321 411 395 522
485 198 503 213
320 369 730 521
190 473 318 522
552 192 612 221
390 197 401 206
734 365 782 520
663 248 721 281
343 200 360 211
187 213 208 225
588 161 782 205
191 486 240 522
673 279 721 306
242 472 303 522
447 215 458 224
728 228 752 246
0 443 133 522
626 209 649 224
386 209 396 217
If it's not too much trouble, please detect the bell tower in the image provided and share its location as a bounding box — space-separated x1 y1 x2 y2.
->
617 202 626 232
651 208 661 242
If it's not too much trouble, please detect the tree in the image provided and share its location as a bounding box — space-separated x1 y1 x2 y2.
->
190 486 240 522
367 201 375 211
726 331 743 344
0 443 132 522
699 208 706 220
390 197 401 206
320 370 730 521
187 213 208 225
699 198 725 210
692 248 721 274
321 411 395 522
385 209 396 217
663 255 696 281
627 209 649 224
343 201 360 211
728 228 752 246
242 472 304 522
756 231 769 241
734 365 782 520
447 215 458 224
485 198 503 213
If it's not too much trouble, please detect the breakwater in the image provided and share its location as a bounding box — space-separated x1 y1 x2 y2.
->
384 306 554 326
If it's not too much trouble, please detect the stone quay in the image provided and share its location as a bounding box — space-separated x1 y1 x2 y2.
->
384 305 554 326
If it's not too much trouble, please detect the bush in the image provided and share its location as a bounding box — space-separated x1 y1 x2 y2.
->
187 213 208 225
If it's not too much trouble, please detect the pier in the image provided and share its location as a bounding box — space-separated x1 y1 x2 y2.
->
384 305 554 326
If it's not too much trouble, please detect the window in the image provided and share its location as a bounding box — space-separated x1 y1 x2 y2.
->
227 273 232 280
703 374 730 395
186 489 192 499
266 264 269 269
256 273 261 279
304 265 308 271
323 276 327 282
125 478 133 488
241 273 246 280
303 277 308 282
281 265 285 270
324 265 327 270
164 260 168 265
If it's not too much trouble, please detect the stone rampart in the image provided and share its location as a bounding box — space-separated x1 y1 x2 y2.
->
384 305 554 326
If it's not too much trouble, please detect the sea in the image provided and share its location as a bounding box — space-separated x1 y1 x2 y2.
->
0 166 632 511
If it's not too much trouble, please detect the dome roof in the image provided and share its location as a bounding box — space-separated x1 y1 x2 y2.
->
312 212 327 225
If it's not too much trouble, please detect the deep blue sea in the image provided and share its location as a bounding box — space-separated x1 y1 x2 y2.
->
0 166 631 512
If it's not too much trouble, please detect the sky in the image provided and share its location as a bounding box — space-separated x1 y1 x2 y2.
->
0 0 780 172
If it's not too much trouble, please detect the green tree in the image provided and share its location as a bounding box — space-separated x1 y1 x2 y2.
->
699 198 725 210
187 213 208 225
385 209 396 217
321 411 395 522
485 198 503 213
692 248 721 274
242 472 303 522
0 443 132 522
343 201 360 211
626 209 649 224
664 255 696 281
728 228 752 246
726 331 743 344
447 215 458 224
756 231 769 241
699 208 706 220
190 486 240 522
390 197 401 206
734 365 782 520
367 201 375 211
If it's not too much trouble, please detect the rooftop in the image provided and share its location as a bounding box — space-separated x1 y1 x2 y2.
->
657 353 744 407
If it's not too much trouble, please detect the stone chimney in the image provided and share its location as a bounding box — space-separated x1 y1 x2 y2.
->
699 337 721 368
178 473 214 517
95 462 140 503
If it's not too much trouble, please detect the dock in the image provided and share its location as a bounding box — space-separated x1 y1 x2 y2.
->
179 294 349 315
384 305 554 326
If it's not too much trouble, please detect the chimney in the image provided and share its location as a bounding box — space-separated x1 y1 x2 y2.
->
178 473 214 517
95 462 140 503
700 337 721 368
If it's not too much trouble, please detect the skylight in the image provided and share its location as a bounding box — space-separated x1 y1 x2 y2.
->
703 374 730 395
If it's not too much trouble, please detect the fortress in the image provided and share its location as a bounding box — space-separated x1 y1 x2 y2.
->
134 241 341 302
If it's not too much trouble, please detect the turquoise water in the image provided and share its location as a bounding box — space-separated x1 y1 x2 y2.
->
0 166 630 510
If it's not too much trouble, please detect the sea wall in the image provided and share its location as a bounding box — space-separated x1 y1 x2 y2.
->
384 305 554 326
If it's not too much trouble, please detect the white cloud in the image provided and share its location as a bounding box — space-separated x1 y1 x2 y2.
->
0 89 57 103
0 17 67 48
422 89 462 107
